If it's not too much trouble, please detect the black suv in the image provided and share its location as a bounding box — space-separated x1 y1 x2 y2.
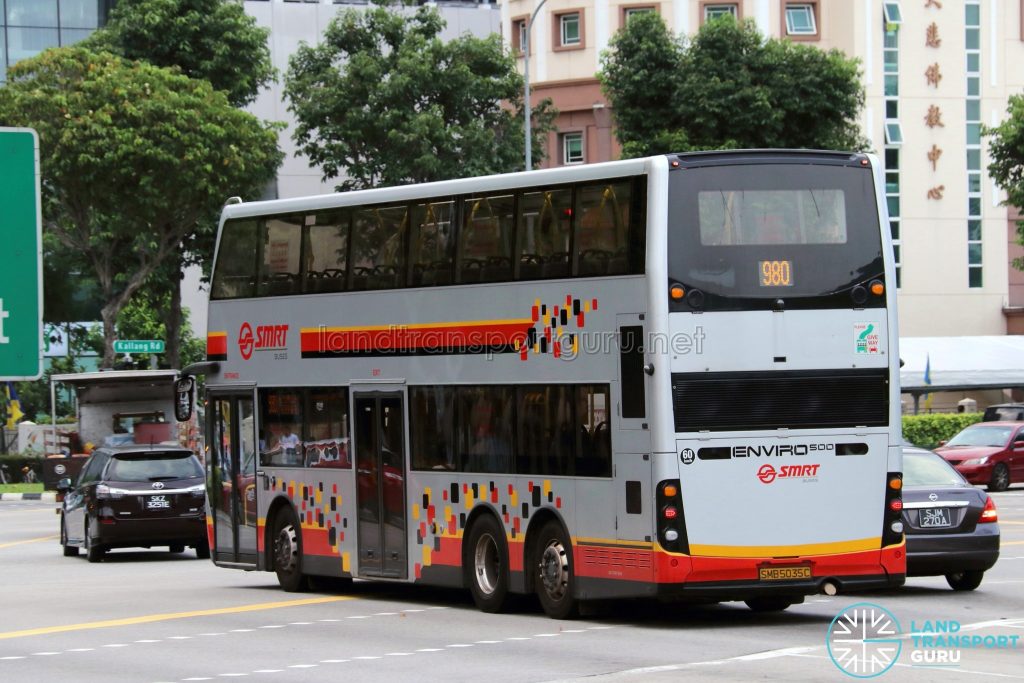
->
58 444 209 562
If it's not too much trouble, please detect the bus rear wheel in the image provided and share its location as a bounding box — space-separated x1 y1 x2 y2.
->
272 508 307 592
534 520 578 619
466 515 512 613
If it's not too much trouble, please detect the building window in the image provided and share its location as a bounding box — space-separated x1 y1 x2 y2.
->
966 1 982 288
623 5 656 26
884 121 903 145
703 3 739 23
559 12 581 47
784 3 818 37
511 17 527 55
882 2 903 27
562 132 584 165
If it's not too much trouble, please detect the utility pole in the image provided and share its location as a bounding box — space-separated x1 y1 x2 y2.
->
523 0 548 171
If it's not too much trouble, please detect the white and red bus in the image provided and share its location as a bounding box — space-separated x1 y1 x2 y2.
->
185 150 905 618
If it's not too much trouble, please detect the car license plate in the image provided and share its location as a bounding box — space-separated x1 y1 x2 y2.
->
758 566 811 581
919 508 951 528
146 494 171 510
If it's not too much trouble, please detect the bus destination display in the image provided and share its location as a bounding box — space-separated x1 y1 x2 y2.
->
759 260 793 287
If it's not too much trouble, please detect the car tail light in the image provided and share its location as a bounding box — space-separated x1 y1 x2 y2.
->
979 496 998 523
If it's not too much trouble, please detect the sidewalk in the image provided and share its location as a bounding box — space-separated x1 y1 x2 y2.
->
0 492 57 502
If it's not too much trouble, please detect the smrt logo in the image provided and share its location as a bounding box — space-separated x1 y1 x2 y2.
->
757 463 820 484
238 322 254 360
238 322 288 360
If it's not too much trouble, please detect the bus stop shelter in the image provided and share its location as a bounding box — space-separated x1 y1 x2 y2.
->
900 336 1024 413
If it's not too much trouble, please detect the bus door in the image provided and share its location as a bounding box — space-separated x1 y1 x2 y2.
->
615 314 653 542
208 390 259 567
352 387 408 579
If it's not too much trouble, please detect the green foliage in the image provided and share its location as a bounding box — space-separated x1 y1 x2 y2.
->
284 3 556 190
0 483 45 494
0 48 283 367
902 413 984 450
117 286 206 369
14 354 87 421
600 15 868 157
986 94 1024 269
83 0 274 107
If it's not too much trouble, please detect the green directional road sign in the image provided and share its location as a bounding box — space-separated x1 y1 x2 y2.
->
114 340 166 354
0 128 43 381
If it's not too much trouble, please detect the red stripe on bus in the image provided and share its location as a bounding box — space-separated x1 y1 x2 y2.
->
299 321 531 354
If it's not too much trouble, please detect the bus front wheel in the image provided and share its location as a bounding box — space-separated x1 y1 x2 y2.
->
466 515 512 613
534 520 579 619
272 508 307 592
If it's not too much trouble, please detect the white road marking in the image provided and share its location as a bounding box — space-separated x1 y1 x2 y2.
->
352 656 381 660
288 622 312 626
416 648 443 652
0 656 26 660
446 644 473 648
534 633 559 637
229 629 253 633
317 619 340 623
474 640 501 644
287 664 316 668
135 639 161 643
67 648 95 652
102 644 129 648
257 625 284 629
199 633 225 637
252 670 283 674
31 651 60 656
167 636 192 640
505 637 531 641
318 660 348 664
385 652 413 656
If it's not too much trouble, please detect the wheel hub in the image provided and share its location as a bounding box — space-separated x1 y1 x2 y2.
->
275 525 298 573
474 532 500 596
539 541 568 599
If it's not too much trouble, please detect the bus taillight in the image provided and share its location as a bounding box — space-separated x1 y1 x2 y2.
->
657 480 688 554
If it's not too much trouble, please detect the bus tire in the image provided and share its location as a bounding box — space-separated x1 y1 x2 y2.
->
466 515 512 613
272 508 307 592
744 597 794 612
534 520 579 619
61 516 78 557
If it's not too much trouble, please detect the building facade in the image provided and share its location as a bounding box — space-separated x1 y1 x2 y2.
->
0 0 115 83
502 0 1024 338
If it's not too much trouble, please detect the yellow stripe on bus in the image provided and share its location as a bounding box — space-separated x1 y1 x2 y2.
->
689 537 882 558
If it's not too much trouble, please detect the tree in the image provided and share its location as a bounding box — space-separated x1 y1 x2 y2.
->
987 94 1024 268
0 48 283 367
83 0 274 107
600 14 868 158
284 3 556 190
83 0 277 367
117 285 206 370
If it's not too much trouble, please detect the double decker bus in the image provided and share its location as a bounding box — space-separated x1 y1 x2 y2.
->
191 150 904 618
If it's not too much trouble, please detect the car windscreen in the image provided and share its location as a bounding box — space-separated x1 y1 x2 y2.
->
902 452 967 487
106 452 203 482
946 426 1011 448
667 162 884 311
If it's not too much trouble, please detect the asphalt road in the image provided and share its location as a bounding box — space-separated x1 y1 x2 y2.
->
1 490 1022 683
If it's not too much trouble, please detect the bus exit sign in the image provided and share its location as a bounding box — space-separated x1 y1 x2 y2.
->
0 128 43 381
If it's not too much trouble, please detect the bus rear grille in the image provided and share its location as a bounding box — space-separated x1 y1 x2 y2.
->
580 546 652 570
672 369 889 432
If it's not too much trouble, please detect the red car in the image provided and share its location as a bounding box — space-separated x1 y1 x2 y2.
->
935 421 1024 492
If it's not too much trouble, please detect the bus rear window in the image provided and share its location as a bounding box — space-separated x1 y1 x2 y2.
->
698 189 847 246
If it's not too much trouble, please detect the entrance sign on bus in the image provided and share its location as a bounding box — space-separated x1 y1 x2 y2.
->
113 339 165 354
0 128 43 381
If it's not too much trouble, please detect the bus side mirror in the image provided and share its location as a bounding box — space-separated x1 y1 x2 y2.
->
175 376 195 422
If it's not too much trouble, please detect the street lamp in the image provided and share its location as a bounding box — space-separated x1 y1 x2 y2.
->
523 0 548 172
